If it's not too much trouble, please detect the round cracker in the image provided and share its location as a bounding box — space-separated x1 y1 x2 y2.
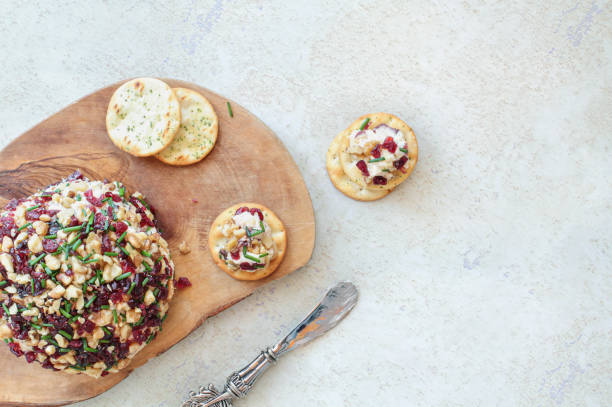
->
209 203 287 281
339 112 418 191
155 88 218 165
106 78 181 157
326 131 391 201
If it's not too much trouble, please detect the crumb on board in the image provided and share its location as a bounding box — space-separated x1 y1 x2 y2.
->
179 240 191 254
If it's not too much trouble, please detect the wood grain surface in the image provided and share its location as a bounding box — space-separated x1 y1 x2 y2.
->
0 79 315 406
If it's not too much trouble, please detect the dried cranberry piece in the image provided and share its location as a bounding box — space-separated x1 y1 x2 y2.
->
25 351 36 363
84 189 103 207
101 371 109 377
39 194 52 202
230 250 240 260
372 176 388 185
235 207 249 215
113 222 128 235
68 215 80 227
370 144 382 158
132 329 147 345
92 212 107 231
176 277 192 289
69 339 82 348
42 239 59 253
120 260 136 275
8 342 23 357
66 170 84 181
356 160 370 177
0 217 15 239
393 155 408 169
249 208 264 220
101 234 111 253
104 192 122 202
240 262 256 270
382 136 397 153
110 292 124 304
219 249 228 259
26 208 44 221
4 199 20 210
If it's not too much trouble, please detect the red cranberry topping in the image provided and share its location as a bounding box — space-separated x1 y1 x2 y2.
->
230 250 240 260
101 234 112 253
240 262 256 270
382 137 397 153
66 170 84 181
370 144 382 158
114 222 128 235
219 249 228 259
69 339 82 348
176 277 192 289
249 208 264 220
393 156 408 169
372 176 388 185
84 189 103 207
25 351 36 363
101 371 109 376
104 192 122 202
235 207 249 215
356 160 370 177
8 342 23 357
110 292 124 304
42 239 59 253
120 260 136 275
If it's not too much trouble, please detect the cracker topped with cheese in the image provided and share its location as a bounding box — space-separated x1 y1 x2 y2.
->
209 203 286 281
327 113 418 200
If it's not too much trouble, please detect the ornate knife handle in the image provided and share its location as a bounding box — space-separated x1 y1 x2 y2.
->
183 281 359 407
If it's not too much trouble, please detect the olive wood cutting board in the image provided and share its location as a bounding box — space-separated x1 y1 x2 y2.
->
0 79 315 406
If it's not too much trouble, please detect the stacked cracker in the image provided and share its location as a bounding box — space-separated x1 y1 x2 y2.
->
106 78 218 165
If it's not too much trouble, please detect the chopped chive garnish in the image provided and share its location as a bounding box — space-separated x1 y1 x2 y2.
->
120 246 130 256
44 234 57 239
75 195 81 201
153 288 160 297
26 204 41 212
146 334 155 344
29 253 45 267
17 222 32 232
3 338 7 343
58 330 72 340
254 264 265 268
0 281 7 287
87 275 97 284
2 303 10 316
117 231 127 243
59 348 70 353
71 239 82 252
69 365 85 371
41 278 46 288
227 101 233 117
84 295 97 308
82 338 97 352
368 157 385 163
143 262 152 272
63 225 83 233
112 309 118 324
99 339 110 344
83 258 98 264
155 256 163 264
102 326 111 336
59 308 72 319
260 220 265 232
141 250 151 258
64 301 71 313
41 323 53 327
115 272 131 281
100 305 110 310
259 253 268 258
359 118 370 130
141 277 150 287
31 322 41 330
126 282 136 295
31 279 34 295
68 235 80 246
242 245 262 263
104 251 118 257
248 229 264 237
399 147 408 153
382 169 391 173
82 253 93 261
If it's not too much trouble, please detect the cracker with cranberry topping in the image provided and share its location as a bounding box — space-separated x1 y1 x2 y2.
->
209 203 286 281
106 78 181 157
326 131 390 201
155 88 218 166
338 113 418 193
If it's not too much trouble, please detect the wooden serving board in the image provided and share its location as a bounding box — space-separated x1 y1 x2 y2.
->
0 79 315 406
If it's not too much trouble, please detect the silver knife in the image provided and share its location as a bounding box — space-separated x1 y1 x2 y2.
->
182 281 359 407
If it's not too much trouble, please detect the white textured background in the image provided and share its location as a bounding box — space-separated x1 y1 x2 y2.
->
1 1 611 406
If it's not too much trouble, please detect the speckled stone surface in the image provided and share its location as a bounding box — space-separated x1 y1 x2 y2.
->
0 1 610 406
